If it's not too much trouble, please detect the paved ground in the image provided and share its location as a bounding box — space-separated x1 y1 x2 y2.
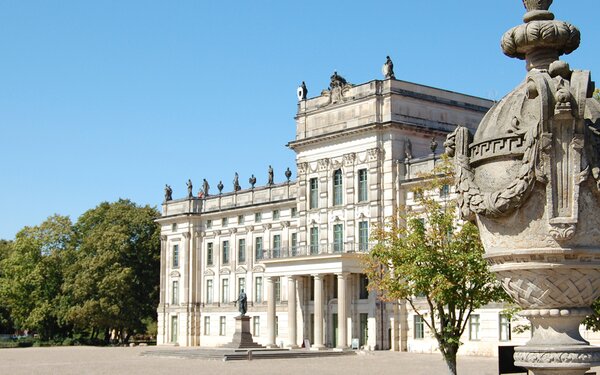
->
0 346 599 375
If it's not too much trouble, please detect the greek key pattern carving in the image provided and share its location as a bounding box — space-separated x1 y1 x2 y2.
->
469 135 526 164
497 269 600 309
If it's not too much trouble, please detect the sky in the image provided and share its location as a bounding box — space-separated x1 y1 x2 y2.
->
0 1 598 240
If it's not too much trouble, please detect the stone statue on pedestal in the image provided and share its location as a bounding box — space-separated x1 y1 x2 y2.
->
203 179 210 197
233 172 241 192
164 184 172 201
267 165 274 186
186 179 193 198
235 289 247 316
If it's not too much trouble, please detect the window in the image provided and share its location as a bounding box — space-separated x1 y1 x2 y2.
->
206 219 212 229
310 227 319 255
222 217 228 227
359 274 369 299
359 221 369 251
333 169 343 206
333 224 343 253
275 316 279 337
238 215 244 224
238 277 246 295
469 314 481 341
222 240 230 264
222 279 229 303
274 277 281 302
414 315 425 339
440 184 450 198
172 223 177 232
291 233 298 256
255 212 262 223
238 238 246 263
273 210 280 220
291 207 298 218
255 277 263 303
207 243 214 266
253 316 260 336
172 281 179 305
309 178 318 209
219 316 226 336
272 234 281 258
171 316 178 343
204 316 210 335
499 314 511 341
172 244 179 268
206 280 213 304
255 237 263 260
358 169 368 202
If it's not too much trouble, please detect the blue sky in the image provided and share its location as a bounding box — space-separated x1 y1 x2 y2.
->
0 1 598 240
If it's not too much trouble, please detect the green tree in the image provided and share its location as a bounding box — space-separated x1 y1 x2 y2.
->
0 216 74 339
594 88 600 101
363 161 506 375
62 199 160 343
0 239 15 333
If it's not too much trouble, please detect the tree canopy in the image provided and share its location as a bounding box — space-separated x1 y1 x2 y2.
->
363 160 506 375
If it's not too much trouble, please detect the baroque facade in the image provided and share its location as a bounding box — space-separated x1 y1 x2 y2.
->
156 66 548 354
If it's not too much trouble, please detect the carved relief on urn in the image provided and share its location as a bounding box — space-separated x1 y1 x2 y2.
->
446 2 600 374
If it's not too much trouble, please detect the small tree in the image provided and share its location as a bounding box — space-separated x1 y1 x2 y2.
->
363 159 506 375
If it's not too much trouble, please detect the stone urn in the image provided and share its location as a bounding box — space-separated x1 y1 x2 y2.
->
445 1 600 374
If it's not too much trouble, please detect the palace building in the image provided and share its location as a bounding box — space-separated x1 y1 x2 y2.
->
155 64 539 354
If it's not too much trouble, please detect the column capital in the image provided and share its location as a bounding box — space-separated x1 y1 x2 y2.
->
335 272 350 279
311 273 324 279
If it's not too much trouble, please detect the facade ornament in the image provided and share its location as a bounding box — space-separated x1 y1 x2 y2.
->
203 179 210 197
297 81 308 101
164 184 173 202
430 138 438 154
367 148 380 162
187 179 193 198
343 152 356 166
249 174 257 189
404 138 413 160
233 172 241 192
217 181 224 194
382 55 395 79
262 223 272 230
267 165 274 186
329 71 348 89
285 167 292 182
297 162 308 175
214 230 221 236
245 225 254 232
317 158 329 171
446 2 600 373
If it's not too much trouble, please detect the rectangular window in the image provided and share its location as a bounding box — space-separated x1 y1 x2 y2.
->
469 314 481 341
310 227 319 255
238 277 246 295
253 316 260 336
222 240 230 264
274 277 281 302
238 238 246 263
219 316 226 336
359 221 369 252
172 244 179 268
238 215 244 224
359 274 369 299
222 217 228 227
204 316 210 336
273 210 280 220
333 224 343 253
172 281 179 305
222 279 229 303
309 178 318 209
272 234 281 258
255 277 263 303
171 316 178 343
255 237 263 260
206 279 213 304
414 315 424 339
255 212 262 223
333 169 343 206
206 219 212 229
440 184 450 198
358 169 368 202
207 242 214 266
499 314 511 342
291 233 298 256
291 207 298 218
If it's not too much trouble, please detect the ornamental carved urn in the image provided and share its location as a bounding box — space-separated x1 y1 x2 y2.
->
446 2 600 374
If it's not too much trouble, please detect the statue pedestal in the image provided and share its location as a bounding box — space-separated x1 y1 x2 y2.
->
222 316 264 349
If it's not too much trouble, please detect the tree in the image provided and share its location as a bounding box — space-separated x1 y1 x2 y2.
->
594 88 600 101
0 215 74 340
363 160 506 375
0 239 15 333
62 199 160 343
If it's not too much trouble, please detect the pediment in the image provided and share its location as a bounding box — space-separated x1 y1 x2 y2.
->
235 266 247 274
170 270 181 278
204 269 215 276
220 268 231 275
252 265 265 273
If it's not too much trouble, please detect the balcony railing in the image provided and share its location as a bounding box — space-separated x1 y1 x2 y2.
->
259 242 375 260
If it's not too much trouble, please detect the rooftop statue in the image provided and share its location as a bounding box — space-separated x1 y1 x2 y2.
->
382 56 395 79
446 1 600 373
267 165 274 186
233 172 241 192
329 71 348 90
164 184 172 202
217 180 224 194
202 179 210 197
249 174 257 189
186 179 193 198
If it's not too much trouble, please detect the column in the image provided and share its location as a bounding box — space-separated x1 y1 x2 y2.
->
312 274 325 350
336 273 348 349
287 276 298 348
266 276 277 348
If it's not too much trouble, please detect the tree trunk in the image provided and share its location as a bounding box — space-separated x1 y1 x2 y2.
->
442 344 458 375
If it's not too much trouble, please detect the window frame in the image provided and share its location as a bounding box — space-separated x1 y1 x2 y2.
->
309 178 318 209
358 169 368 202
332 169 343 206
